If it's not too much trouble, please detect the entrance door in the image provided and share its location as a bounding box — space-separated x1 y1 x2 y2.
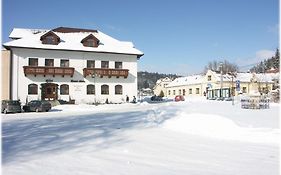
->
41 83 58 100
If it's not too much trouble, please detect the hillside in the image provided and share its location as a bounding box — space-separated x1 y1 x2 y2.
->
137 71 180 89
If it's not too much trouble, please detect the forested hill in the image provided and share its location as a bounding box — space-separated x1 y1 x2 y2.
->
137 71 180 90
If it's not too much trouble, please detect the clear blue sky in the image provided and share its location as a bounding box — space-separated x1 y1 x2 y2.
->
2 0 279 75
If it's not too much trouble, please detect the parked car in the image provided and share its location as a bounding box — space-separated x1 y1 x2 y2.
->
23 100 52 112
1 100 22 114
151 95 163 101
175 95 185 102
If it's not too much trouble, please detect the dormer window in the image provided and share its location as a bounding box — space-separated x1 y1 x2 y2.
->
40 31 60 45
81 34 99 47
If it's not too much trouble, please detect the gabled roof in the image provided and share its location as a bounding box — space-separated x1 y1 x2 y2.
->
81 34 99 43
40 31 60 41
3 27 143 58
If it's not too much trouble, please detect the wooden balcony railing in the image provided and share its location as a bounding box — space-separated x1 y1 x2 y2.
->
83 68 129 78
23 66 75 77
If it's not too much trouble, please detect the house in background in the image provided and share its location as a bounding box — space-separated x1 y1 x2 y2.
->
153 77 173 97
165 70 279 99
3 27 143 104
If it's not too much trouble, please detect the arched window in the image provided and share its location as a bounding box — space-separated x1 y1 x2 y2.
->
28 84 38 94
101 85 109 95
87 84 95 95
60 84 69 95
115 85 122 95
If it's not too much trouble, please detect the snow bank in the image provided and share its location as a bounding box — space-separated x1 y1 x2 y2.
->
162 112 279 144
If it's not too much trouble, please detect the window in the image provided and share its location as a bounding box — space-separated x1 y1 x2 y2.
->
242 87 247 93
60 60 69 67
28 84 38 95
46 36 55 44
208 75 212 81
168 90 171 95
101 85 109 95
87 60 95 68
196 88 200 94
45 59 54 67
179 89 181 95
173 90 176 95
87 84 95 95
189 88 192 94
86 39 94 47
183 89 186 96
115 62 122 69
29 58 38 66
60 84 69 95
101 61 109 68
115 85 122 95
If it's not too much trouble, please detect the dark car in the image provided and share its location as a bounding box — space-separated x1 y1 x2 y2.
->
23 100 52 112
175 95 185 102
1 100 22 114
151 95 163 101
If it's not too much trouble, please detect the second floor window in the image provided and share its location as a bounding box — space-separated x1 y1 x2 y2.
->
60 60 69 67
208 75 212 81
115 62 122 69
101 61 109 68
87 60 95 68
45 59 54 67
29 58 38 66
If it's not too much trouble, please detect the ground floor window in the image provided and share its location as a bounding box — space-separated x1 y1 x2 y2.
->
173 90 175 95
87 84 95 94
28 84 38 94
183 89 186 96
101 85 109 95
196 88 200 94
179 89 181 95
242 87 247 93
189 88 192 94
168 90 171 95
115 85 122 95
60 84 69 95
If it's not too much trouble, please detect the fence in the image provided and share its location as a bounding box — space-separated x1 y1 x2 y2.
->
241 98 270 109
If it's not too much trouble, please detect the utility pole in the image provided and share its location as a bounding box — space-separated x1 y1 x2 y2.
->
220 62 223 98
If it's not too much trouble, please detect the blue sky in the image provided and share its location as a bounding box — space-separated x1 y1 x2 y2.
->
2 0 279 75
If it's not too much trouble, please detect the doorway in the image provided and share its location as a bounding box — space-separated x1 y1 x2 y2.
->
41 83 58 100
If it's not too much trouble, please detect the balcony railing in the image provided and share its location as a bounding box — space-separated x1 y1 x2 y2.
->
83 68 129 78
23 66 75 77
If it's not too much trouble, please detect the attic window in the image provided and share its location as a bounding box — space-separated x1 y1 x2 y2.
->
81 34 99 47
40 31 60 45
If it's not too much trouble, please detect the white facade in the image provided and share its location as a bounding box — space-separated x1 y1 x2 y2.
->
4 27 143 104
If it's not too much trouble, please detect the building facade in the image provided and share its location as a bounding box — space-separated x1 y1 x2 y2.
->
153 77 173 97
3 27 143 104
1 50 11 100
166 70 279 99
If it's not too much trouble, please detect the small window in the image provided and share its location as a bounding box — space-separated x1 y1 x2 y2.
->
60 84 69 95
86 39 94 47
60 60 69 67
29 58 38 66
87 84 95 95
101 61 109 68
173 90 175 95
46 36 55 44
28 84 38 95
196 88 200 94
115 62 122 69
101 84 109 95
87 60 95 68
179 89 181 95
242 87 247 93
208 75 212 81
115 85 122 95
183 89 186 96
189 88 192 94
168 90 171 95
45 59 54 67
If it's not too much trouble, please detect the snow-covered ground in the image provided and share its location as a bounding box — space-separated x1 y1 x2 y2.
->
2 97 280 175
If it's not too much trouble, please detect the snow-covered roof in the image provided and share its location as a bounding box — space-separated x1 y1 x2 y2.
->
236 73 279 83
4 28 143 57
166 75 203 87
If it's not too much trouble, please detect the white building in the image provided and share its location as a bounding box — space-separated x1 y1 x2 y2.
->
3 27 143 104
153 77 173 97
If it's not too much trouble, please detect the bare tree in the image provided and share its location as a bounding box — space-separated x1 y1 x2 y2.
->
203 60 239 74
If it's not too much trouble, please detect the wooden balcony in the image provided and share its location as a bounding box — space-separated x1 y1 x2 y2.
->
23 66 75 77
83 68 129 78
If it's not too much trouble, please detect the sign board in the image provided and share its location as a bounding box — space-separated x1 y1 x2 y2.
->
236 80 240 91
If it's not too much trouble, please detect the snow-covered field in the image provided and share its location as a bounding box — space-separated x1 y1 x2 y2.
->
2 97 280 175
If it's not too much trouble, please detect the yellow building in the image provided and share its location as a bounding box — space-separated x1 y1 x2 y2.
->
166 70 279 99
1 50 11 100
153 77 173 97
